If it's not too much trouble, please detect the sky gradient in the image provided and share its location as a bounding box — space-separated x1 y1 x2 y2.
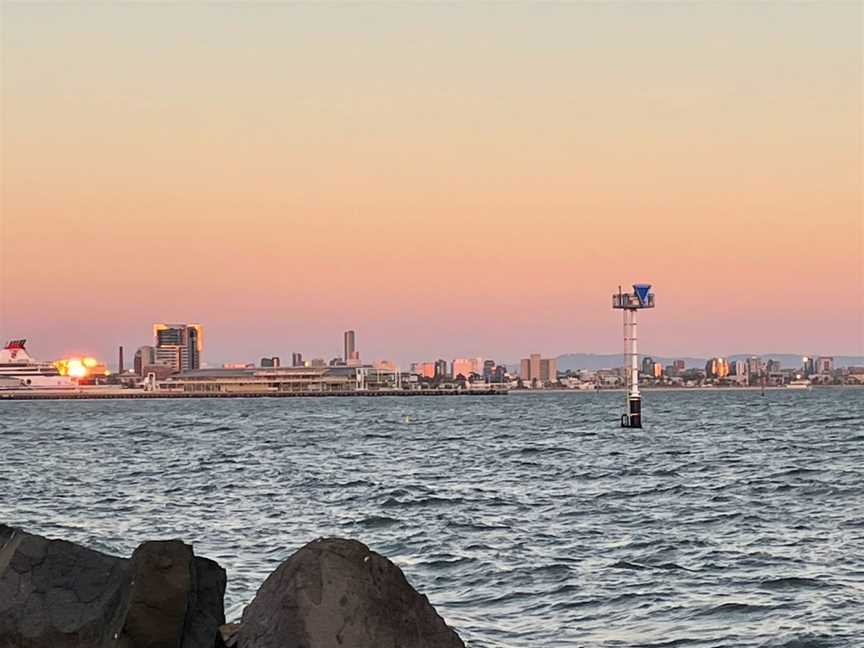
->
1 2 862 365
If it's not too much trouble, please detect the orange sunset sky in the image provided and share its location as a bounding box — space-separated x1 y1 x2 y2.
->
1 2 862 365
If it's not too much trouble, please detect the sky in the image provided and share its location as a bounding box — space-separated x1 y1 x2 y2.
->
1 2 862 366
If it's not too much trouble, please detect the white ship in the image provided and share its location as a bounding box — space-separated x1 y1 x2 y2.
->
0 340 76 389
786 379 812 390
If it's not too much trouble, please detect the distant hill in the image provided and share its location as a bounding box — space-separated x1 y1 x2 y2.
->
555 353 864 371
555 354 706 371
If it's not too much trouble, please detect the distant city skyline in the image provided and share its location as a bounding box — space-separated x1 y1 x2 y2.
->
2 3 861 362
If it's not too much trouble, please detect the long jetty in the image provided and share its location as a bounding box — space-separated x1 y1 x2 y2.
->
0 388 506 401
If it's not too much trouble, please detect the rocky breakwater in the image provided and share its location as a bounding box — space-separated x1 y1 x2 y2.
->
0 525 226 648
0 527 464 648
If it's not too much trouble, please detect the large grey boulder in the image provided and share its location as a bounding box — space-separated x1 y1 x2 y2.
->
0 525 128 648
116 540 227 648
0 526 225 648
237 538 464 648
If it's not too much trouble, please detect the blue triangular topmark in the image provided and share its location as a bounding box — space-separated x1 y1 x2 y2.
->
633 284 651 305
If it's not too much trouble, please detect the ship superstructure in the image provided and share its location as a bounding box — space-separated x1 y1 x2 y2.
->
0 340 75 388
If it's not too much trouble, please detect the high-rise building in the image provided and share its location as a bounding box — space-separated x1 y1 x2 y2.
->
344 330 356 362
520 354 557 384
414 362 436 378
452 358 483 378
118 346 124 374
816 356 834 374
540 358 558 383
261 357 280 367
673 359 685 371
747 356 763 377
434 359 448 379
653 362 663 378
483 360 496 381
292 352 303 367
766 359 781 373
801 356 816 377
530 354 541 383
133 346 155 375
153 324 203 372
641 356 654 376
705 357 730 379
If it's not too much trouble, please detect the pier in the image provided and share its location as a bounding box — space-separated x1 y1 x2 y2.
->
0 388 506 401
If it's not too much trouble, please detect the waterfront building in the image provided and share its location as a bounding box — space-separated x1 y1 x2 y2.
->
653 362 663 378
766 359 781 374
540 358 558 383
261 357 280 368
153 323 203 372
483 360 496 381
802 356 816 377
414 362 436 378
452 357 483 378
133 346 156 375
520 354 557 384
641 356 655 376
705 357 730 379
434 359 448 379
816 356 834 374
673 359 686 371
118 346 124 374
344 330 356 362
747 356 763 377
291 352 303 367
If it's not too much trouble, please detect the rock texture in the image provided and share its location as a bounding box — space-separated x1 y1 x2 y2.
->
116 540 227 648
237 538 464 648
0 525 129 648
0 526 225 648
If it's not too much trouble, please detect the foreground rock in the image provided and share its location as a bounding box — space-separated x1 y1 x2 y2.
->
0 525 225 648
238 538 464 648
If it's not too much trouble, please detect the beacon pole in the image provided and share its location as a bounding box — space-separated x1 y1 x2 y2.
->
612 284 655 428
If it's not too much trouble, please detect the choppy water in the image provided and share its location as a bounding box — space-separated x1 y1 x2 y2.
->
2 389 863 647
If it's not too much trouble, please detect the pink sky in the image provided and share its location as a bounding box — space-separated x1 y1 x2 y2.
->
1 3 861 365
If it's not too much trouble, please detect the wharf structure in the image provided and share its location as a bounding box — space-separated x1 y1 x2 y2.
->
0 365 506 400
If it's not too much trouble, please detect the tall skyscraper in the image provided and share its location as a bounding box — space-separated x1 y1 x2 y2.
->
292 352 303 367
118 346 124 373
451 358 483 378
530 354 541 383
641 356 654 375
344 330 356 362
747 356 763 377
520 354 557 384
540 358 558 383
705 357 730 379
133 346 156 375
483 360 496 381
434 359 448 379
153 324 203 372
